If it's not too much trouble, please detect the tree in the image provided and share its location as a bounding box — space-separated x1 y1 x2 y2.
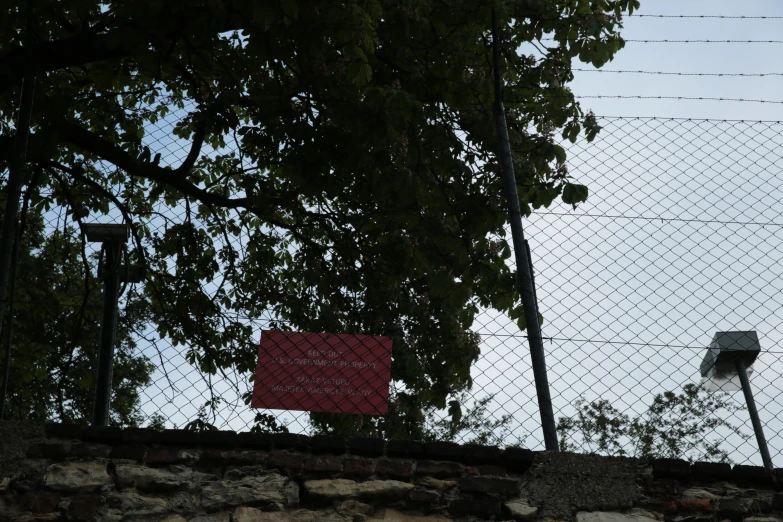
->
0 193 154 426
556 384 749 463
0 0 639 435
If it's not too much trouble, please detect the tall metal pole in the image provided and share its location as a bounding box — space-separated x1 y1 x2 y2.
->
0 75 36 419
91 242 122 426
491 9 559 451
0 219 21 419
735 358 775 477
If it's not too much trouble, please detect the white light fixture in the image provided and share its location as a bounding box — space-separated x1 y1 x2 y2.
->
700 331 774 478
700 331 759 392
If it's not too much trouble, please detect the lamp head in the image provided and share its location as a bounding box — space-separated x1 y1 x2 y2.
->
80 223 129 244
700 331 760 391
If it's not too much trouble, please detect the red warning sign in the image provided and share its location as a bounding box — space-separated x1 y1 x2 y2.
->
251 330 393 415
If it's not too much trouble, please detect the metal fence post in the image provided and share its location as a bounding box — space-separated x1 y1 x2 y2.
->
735 358 775 477
91 240 122 427
491 8 559 451
0 75 36 419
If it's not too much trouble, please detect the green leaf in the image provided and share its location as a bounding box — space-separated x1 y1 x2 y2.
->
562 183 589 208
448 400 462 425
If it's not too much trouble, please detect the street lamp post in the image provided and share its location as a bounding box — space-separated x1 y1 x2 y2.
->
700 331 775 477
81 223 143 426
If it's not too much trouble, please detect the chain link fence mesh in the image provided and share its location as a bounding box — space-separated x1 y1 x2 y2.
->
4 115 783 467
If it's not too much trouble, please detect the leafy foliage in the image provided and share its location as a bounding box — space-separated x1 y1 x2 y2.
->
557 384 749 463
0 0 638 433
422 392 514 447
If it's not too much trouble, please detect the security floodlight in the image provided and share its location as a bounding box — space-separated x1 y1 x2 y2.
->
81 221 142 427
701 331 774 478
80 223 129 243
700 331 759 392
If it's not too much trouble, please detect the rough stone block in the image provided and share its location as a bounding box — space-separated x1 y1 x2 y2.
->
115 464 193 492
268 451 304 471
335 500 374 518
145 447 189 466
576 512 658 522
311 435 346 454
357 480 415 500
106 490 168 518
370 508 452 521
233 506 346 522
522 452 641 516
643 479 681 497
503 447 534 472
82 426 123 444
200 430 237 448
158 429 200 446
69 495 102 520
677 499 713 512
386 440 424 458
479 464 507 476
459 476 521 498
190 514 231 522
45 423 83 440
415 460 464 478
19 492 61 513
304 455 342 472
733 464 774 485
70 442 110 459
504 499 539 521
751 498 774 513
718 497 748 518
462 444 501 464
682 488 720 500
201 474 299 511
691 461 732 481
200 449 267 467
236 432 273 450
109 445 146 461
42 462 112 493
348 437 385 457
343 457 374 477
224 466 273 481
415 476 456 492
26 443 68 460
424 441 461 461
272 433 310 450
375 459 412 480
408 488 440 504
121 428 159 445
304 479 413 501
449 498 501 517
652 458 691 480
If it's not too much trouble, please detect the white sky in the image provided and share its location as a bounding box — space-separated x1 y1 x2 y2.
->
569 0 783 121
486 1 783 465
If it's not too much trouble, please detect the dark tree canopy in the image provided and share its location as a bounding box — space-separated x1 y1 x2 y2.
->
557 384 748 463
0 0 638 435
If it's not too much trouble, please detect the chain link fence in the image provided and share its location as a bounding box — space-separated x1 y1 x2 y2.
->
3 115 782 467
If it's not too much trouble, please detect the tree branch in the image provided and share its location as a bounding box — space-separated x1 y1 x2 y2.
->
48 121 249 210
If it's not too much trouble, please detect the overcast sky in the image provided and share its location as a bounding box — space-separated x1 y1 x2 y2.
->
569 0 783 121
485 1 783 464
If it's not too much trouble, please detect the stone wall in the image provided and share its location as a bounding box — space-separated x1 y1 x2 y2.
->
0 421 782 521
